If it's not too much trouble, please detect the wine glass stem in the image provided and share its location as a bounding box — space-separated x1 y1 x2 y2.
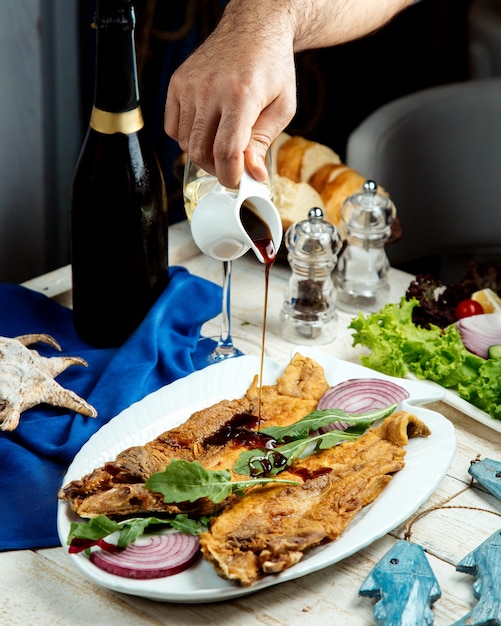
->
217 260 235 351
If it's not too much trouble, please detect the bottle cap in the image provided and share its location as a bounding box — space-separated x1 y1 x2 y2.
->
95 0 134 28
340 180 396 236
285 207 341 264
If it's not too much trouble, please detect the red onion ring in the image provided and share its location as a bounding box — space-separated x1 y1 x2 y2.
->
317 378 409 432
456 312 501 358
90 533 200 579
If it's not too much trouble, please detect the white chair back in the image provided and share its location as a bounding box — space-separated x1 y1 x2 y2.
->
346 78 501 279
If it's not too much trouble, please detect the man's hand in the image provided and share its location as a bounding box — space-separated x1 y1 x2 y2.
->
165 14 296 189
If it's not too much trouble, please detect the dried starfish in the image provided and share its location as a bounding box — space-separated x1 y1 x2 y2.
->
0 334 97 431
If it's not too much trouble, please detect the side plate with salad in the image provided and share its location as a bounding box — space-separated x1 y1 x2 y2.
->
347 268 501 431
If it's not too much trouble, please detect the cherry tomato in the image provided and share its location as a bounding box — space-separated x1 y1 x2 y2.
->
455 299 484 319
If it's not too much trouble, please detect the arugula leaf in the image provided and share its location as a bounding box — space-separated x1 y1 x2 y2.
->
260 405 396 441
145 459 299 504
312 428 366 449
233 429 362 477
67 513 209 552
146 459 234 503
234 444 306 477
169 513 211 535
68 515 120 545
115 518 153 547
231 405 396 477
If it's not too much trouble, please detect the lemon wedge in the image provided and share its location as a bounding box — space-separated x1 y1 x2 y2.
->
471 288 501 313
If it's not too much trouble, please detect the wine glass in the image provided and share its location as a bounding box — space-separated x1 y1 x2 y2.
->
183 155 273 366
183 157 239 365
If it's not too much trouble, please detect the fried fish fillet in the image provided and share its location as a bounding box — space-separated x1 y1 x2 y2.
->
58 353 329 518
199 411 431 586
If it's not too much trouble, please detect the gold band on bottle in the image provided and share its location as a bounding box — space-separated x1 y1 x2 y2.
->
90 106 144 134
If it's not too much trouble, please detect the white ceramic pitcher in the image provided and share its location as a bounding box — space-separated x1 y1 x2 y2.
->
190 170 282 263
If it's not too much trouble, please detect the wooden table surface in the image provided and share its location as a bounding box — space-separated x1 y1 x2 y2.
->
3 221 501 626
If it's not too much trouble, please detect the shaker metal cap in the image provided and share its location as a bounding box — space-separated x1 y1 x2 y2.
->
285 207 341 262
340 180 396 234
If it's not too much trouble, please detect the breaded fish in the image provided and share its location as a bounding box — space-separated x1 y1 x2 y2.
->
199 411 431 586
58 353 329 518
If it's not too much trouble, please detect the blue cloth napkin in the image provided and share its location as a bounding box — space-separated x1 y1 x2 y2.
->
0 266 222 551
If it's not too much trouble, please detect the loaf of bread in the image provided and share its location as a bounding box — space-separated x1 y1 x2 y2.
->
272 134 341 183
308 163 366 226
271 133 372 228
271 174 325 231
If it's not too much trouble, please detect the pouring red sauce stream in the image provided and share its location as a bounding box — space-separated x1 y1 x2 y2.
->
241 204 277 428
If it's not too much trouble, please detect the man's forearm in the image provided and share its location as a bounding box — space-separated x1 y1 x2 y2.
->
217 0 414 54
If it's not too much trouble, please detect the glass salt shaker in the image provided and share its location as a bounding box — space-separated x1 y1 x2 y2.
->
334 180 396 313
280 207 341 344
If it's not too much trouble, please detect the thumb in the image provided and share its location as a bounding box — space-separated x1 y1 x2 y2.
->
244 139 271 183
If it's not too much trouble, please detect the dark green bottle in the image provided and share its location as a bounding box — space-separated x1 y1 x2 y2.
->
71 0 168 347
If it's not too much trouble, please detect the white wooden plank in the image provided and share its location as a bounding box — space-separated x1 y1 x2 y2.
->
0 550 160 625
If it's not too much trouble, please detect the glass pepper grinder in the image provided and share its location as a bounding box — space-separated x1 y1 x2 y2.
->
280 207 341 344
334 180 396 313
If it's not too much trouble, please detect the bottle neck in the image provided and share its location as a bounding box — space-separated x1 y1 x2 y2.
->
91 0 143 134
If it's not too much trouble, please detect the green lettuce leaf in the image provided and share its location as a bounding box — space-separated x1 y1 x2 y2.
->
459 357 501 419
350 297 501 419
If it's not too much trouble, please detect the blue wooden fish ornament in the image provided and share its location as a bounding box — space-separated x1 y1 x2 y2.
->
468 458 501 502
453 528 501 626
359 540 441 626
